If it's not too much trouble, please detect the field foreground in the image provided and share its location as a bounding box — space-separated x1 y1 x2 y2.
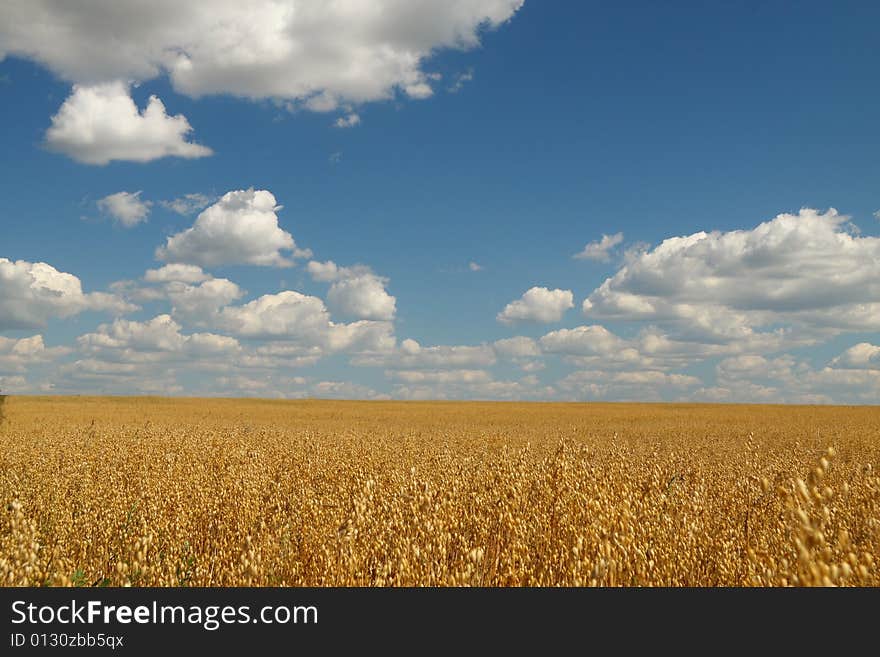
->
1 396 878 586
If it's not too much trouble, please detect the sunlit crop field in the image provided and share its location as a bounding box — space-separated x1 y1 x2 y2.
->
1 396 878 586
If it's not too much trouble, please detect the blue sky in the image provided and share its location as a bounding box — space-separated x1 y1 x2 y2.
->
1 1 879 402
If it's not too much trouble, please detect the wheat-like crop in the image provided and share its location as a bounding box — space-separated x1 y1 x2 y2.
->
1 397 878 586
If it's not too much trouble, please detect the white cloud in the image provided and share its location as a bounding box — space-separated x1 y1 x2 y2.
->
607 371 700 387
583 209 880 339
306 260 345 282
77 315 240 362
830 343 880 369
213 290 394 354
66 311 348 396
538 324 668 371
157 189 310 267
325 320 396 354
691 382 788 404
696 345 880 404
536 322 810 374
307 260 395 321
715 354 802 383
165 278 245 324
159 193 213 216
0 375 29 393
448 68 474 93
71 263 396 389
492 336 545 372
387 369 491 384
143 264 211 284
801 368 880 401
497 286 574 324
44 82 212 164
391 375 552 401
573 232 624 262
539 325 627 356
404 82 434 99
1 1 523 111
354 338 495 369
333 113 361 128
0 335 69 373
0 258 134 330
214 375 269 392
112 266 241 319
327 276 396 321
557 369 701 401
80 315 186 355
311 381 389 400
214 291 330 339
97 191 152 227
493 336 540 358
66 315 301 399
469 261 483 271
634 325 806 362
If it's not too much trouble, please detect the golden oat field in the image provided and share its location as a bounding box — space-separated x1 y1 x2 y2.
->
1 395 878 587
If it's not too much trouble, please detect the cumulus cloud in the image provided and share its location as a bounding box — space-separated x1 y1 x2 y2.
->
715 354 802 383
157 189 310 267
539 325 627 356
497 287 574 324
391 375 552 401
89 263 395 386
334 113 361 128
206 374 369 399
1 1 523 111
0 335 69 373
698 345 880 404
557 369 701 401
44 82 212 164
536 322 805 374
492 336 543 371
96 191 152 227
311 381 389 400
159 193 213 216
165 278 245 324
830 343 880 369
0 258 134 330
143 264 211 284
690 382 789 404
307 260 395 321
469 261 483 272
800 368 880 402
62 315 244 395
306 260 347 282
112 266 240 316
215 291 328 339
0 374 30 393
212 290 394 354
448 68 474 93
354 338 495 369
538 324 671 371
66 312 347 396
351 336 552 395
493 336 541 358
573 232 624 262
583 209 880 341
327 276 396 321
387 369 491 384
77 314 240 363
